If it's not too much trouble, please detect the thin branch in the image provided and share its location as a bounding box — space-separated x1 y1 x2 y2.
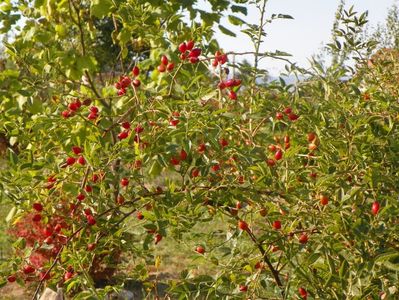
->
167 63 183 96
32 226 85 300
245 229 284 292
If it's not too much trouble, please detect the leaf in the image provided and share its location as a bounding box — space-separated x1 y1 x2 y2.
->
231 5 247 15
76 56 97 72
383 261 399 272
271 14 294 20
375 251 399 264
218 25 236 37
228 15 245 26
6 206 17 223
66 278 80 293
148 159 163 177
141 211 157 221
199 10 220 26
268 50 292 57
8 148 18 165
117 28 132 45
90 0 113 18
27 98 43 114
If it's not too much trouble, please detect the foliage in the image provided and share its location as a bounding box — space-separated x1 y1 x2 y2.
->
372 2 399 49
0 1 399 300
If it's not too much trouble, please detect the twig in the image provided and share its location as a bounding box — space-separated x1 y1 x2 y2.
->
167 63 183 96
245 229 284 293
102 103 136 138
32 226 85 300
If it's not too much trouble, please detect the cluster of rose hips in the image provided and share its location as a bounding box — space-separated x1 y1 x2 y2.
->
275 106 299 122
84 208 96 226
114 75 135 96
7 203 72 283
168 138 229 175
142 222 164 245
61 98 92 119
87 106 99 120
117 121 144 142
23 205 68 249
157 55 174 73
8 170 103 282
117 122 131 140
238 217 308 240
69 171 104 218
169 149 188 166
64 145 86 167
131 66 141 86
218 78 241 100
266 134 291 167
178 40 201 63
211 50 228 67
169 111 180 127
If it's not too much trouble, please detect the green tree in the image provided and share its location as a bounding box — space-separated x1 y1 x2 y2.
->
373 2 399 49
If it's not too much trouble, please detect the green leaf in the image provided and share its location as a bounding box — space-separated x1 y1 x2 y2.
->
148 159 163 177
90 0 113 18
228 15 245 26
27 98 43 114
199 10 221 26
218 25 236 37
117 28 132 45
271 13 294 20
6 206 17 223
8 149 18 166
66 278 80 293
0 280 6 289
231 5 247 15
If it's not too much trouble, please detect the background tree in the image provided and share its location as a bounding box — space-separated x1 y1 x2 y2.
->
372 2 399 49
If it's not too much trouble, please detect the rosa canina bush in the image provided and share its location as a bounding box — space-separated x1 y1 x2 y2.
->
0 3 399 300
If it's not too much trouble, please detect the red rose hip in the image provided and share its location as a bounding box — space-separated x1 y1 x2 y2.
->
272 220 282 230
196 246 205 254
238 220 249 231
372 201 380 215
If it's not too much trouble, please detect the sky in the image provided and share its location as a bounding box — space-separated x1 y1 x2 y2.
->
206 0 397 76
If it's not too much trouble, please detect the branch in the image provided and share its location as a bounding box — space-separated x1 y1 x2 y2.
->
245 229 284 292
32 226 84 300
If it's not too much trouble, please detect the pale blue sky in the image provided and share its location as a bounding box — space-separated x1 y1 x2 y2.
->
209 0 397 75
